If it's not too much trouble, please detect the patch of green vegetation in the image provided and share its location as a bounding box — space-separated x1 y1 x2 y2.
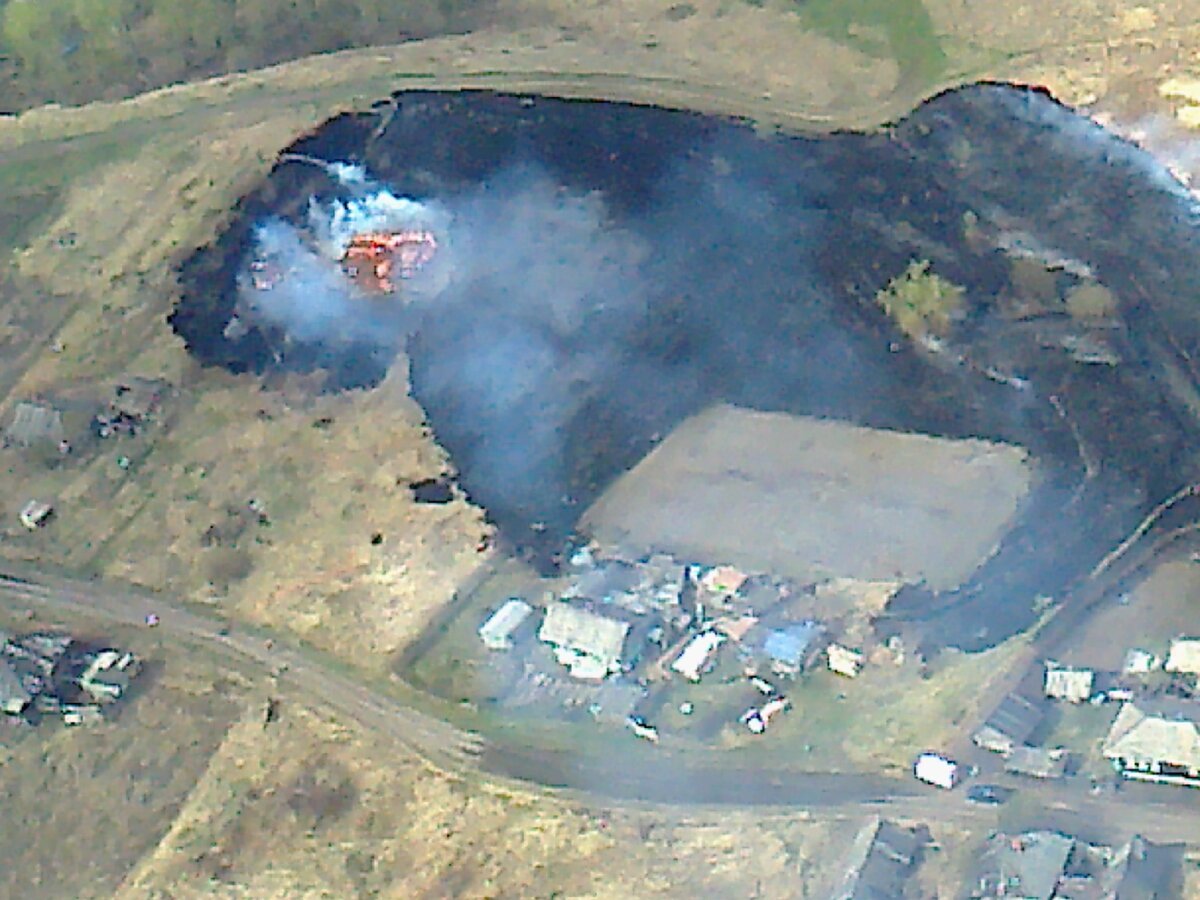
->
0 0 495 112
792 0 946 87
0 130 150 254
875 258 965 341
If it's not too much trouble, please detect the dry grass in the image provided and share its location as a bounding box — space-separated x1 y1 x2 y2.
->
115 694 849 899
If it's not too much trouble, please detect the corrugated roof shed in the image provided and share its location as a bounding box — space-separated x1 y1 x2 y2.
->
538 604 629 677
977 693 1044 750
762 621 824 668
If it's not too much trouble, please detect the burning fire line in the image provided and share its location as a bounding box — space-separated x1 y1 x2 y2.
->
339 229 438 294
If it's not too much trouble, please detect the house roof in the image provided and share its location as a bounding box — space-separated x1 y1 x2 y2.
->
983 693 1044 744
1102 702 1200 770
538 604 629 672
1164 638 1200 675
980 831 1075 900
762 621 824 667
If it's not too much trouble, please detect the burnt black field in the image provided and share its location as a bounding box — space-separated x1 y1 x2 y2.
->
171 85 1200 651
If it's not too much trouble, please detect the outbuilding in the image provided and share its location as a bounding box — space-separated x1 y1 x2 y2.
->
1044 663 1095 703
1165 638 1200 676
671 631 725 682
478 598 534 652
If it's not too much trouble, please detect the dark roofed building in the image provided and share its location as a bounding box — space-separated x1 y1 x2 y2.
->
834 817 931 900
1004 745 1069 780
974 830 1074 899
974 692 1045 754
1115 837 1184 899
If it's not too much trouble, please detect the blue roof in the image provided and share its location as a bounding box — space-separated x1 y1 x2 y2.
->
763 622 824 666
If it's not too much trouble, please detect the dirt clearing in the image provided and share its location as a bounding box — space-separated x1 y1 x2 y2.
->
582 404 1033 590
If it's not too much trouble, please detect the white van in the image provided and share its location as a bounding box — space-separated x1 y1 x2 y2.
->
914 752 959 789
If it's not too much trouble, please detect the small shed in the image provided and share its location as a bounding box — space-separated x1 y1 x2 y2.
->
1044 663 1095 703
1165 638 1200 676
1005 745 1069 780
828 643 865 678
1123 648 1160 676
671 631 725 682
478 598 534 652
19 499 54 530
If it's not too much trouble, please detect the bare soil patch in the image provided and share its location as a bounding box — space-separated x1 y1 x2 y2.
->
582 404 1032 590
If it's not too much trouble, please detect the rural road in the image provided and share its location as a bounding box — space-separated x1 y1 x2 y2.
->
2 566 1198 844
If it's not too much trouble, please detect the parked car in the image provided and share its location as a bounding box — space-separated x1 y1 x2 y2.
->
966 784 1014 805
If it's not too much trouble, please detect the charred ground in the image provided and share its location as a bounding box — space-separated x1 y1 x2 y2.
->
173 85 1200 649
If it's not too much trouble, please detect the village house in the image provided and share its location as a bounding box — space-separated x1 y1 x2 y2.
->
972 830 1181 899
478 598 535 651
1102 699 1200 785
538 603 629 681
1 631 141 726
1164 637 1200 677
758 621 825 678
832 816 930 900
974 830 1075 899
1044 663 1095 703
973 693 1045 755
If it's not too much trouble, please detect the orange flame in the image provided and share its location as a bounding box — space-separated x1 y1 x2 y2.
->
340 229 438 293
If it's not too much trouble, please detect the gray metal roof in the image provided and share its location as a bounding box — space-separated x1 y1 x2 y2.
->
5 402 64 447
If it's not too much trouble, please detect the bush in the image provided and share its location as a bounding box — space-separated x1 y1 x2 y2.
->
875 259 965 341
203 544 253 592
